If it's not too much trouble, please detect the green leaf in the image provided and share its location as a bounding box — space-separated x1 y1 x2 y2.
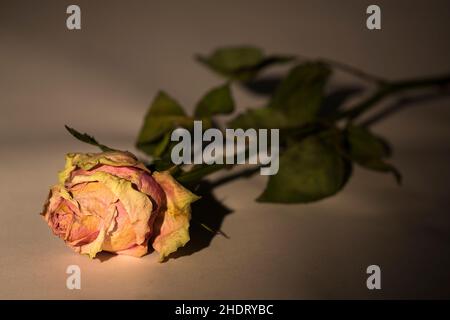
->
228 62 331 130
136 91 193 156
356 158 402 184
346 125 401 184
198 46 263 74
228 107 292 130
138 132 172 158
258 134 351 203
176 163 228 187
194 84 234 117
197 46 294 81
268 62 331 125
346 125 390 159
65 125 116 152
151 157 178 172
148 91 185 116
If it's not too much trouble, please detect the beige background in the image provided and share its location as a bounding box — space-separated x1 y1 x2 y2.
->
1 0 450 299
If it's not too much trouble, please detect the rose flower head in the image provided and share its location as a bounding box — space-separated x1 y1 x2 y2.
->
41 151 199 261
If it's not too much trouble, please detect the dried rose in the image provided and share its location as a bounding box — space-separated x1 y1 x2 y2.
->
41 151 199 260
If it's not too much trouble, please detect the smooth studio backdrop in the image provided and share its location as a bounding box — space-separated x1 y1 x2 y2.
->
1 0 450 298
